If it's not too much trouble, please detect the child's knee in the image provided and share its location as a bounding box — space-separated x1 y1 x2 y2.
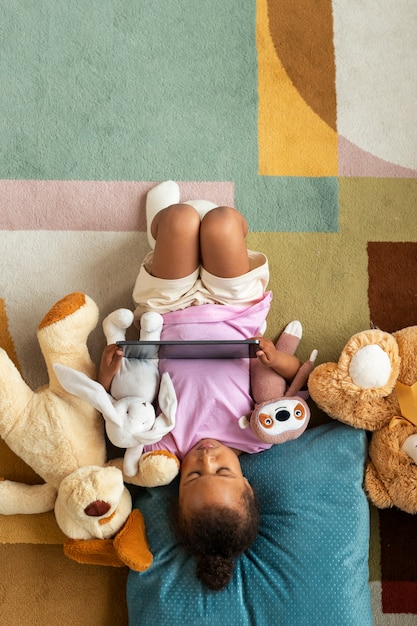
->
152 203 200 239
201 206 247 239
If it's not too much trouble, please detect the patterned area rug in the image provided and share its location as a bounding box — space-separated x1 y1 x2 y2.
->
0 1 416 624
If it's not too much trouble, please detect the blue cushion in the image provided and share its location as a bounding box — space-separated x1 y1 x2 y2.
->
127 422 372 626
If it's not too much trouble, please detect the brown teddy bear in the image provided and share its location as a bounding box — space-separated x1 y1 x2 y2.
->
308 326 417 514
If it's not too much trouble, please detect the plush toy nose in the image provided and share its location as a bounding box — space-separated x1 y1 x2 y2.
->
275 409 291 422
84 500 111 517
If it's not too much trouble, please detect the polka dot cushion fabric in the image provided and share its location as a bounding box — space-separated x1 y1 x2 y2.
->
127 423 372 626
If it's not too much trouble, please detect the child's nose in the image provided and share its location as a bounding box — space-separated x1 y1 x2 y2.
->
201 454 217 470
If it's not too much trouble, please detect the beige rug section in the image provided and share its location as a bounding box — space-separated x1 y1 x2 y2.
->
0 544 128 626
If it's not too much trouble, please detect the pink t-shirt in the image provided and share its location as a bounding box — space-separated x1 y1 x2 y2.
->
145 292 273 460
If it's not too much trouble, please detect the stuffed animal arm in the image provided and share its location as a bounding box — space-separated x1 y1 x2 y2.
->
239 320 317 443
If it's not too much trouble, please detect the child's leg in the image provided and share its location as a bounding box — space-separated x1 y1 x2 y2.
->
146 181 180 249
200 207 250 278
150 203 201 279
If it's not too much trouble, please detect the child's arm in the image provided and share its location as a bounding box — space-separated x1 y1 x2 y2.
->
98 344 123 392
254 337 302 382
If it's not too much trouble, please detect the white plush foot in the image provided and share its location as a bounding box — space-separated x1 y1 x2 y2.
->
283 320 302 340
140 312 163 341
103 308 134 344
146 181 180 249
275 320 302 355
184 199 217 220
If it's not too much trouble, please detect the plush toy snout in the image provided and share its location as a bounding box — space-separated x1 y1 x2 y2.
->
54 465 132 540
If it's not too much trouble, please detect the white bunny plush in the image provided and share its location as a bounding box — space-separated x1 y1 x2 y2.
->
54 309 180 486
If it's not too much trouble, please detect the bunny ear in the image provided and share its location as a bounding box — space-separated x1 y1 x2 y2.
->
123 444 145 477
52 363 120 424
157 372 177 426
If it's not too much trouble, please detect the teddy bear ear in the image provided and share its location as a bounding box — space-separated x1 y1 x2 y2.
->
338 329 400 399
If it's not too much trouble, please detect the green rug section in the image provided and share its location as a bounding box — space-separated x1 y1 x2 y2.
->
0 0 338 232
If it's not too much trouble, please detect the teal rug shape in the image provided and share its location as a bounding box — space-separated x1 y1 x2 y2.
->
0 0 338 232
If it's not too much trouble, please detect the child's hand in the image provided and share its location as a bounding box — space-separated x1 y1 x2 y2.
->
254 337 279 368
252 336 302 380
98 344 123 392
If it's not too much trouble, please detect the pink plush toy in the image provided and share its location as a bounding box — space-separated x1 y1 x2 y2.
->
239 321 317 443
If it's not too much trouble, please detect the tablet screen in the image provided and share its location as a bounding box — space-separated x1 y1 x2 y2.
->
116 339 260 359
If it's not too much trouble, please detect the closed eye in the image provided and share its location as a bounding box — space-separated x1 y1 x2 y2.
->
184 468 232 480
182 467 235 485
186 471 201 479
216 467 233 476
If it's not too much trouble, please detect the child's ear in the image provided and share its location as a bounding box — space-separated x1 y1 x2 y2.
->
243 477 253 494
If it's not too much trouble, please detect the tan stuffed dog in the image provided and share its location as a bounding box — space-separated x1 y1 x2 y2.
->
0 292 152 570
308 326 417 514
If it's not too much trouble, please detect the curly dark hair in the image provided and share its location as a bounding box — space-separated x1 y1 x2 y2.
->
173 488 260 591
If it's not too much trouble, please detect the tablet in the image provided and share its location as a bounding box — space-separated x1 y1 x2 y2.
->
116 339 260 359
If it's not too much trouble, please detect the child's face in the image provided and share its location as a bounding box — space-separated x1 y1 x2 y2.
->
179 439 252 517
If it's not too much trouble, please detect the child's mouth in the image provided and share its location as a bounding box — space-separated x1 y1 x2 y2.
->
196 440 217 450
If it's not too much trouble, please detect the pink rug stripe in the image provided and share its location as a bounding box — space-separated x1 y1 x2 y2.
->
338 137 417 178
0 180 234 231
